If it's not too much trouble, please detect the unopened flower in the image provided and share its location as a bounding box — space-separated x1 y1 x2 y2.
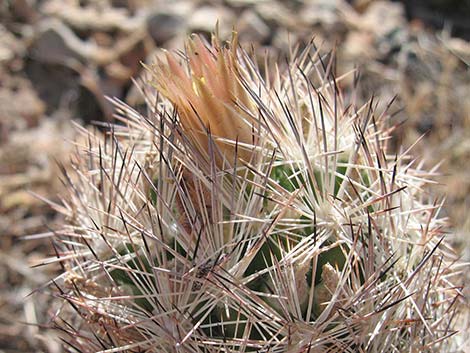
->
150 34 257 167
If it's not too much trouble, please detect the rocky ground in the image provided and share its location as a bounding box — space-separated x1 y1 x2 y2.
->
0 0 469 352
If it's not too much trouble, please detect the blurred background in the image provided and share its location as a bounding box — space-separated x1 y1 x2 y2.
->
0 0 469 352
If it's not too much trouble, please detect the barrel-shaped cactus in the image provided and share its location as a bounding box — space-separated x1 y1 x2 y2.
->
46 33 461 352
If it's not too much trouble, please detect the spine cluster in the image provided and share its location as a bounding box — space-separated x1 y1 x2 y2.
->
46 34 462 352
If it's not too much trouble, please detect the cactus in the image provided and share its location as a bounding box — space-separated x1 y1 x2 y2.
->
45 33 462 352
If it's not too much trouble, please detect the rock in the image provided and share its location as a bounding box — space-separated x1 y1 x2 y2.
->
255 1 298 29
24 58 79 116
40 0 143 33
147 12 186 45
0 118 75 212
343 1 407 60
31 18 147 66
348 0 375 12
188 6 235 38
29 20 85 66
237 10 271 44
300 0 347 27
343 30 375 60
0 78 45 138
161 0 195 18
226 0 269 6
0 25 25 65
7 0 37 23
360 1 406 38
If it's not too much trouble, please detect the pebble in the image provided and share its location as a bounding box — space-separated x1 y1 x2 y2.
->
0 25 25 64
188 6 235 37
147 11 186 45
300 0 346 27
30 20 85 65
255 1 298 29
360 1 406 38
237 10 271 44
